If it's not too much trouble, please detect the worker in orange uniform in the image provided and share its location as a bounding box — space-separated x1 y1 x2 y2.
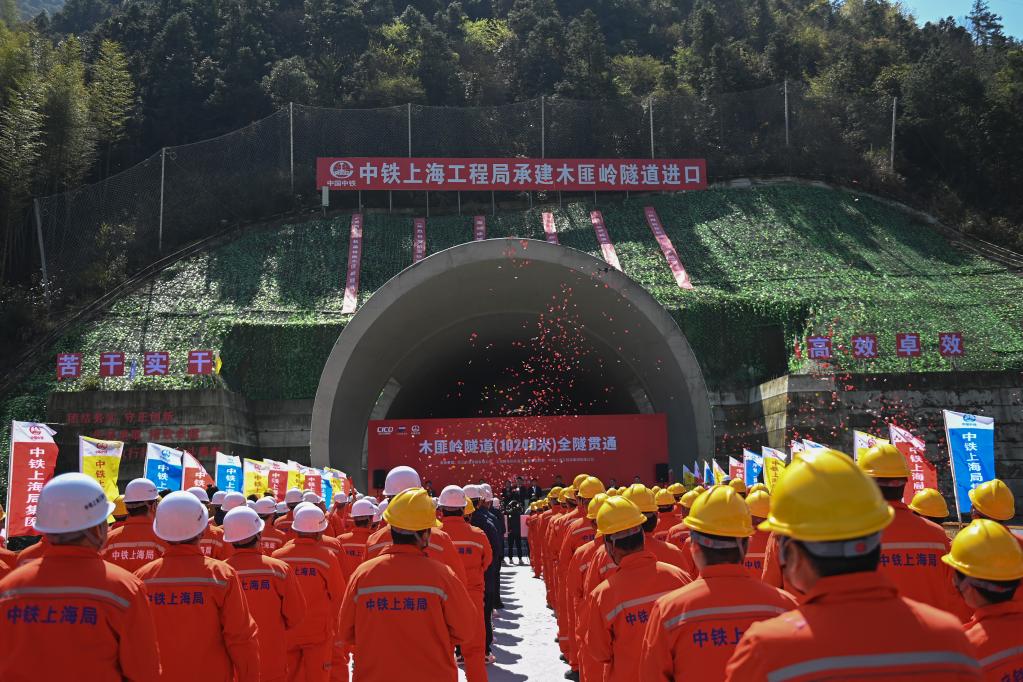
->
536 487 563 590
0 473 161 682
622 484 695 575
728 477 747 498
667 482 686 505
546 485 579 664
944 519 1023 680
652 488 680 540
254 496 290 555
338 487 477 681
525 502 540 576
859 443 969 620
723 447 982 681
336 498 377 568
274 488 307 535
639 486 795 681
743 488 772 577
326 493 351 537
224 506 307 682
136 490 260 682
566 493 609 682
187 486 234 560
272 503 348 682
910 487 950 521
665 488 702 549
584 495 690 681
101 477 168 572
438 485 493 682
14 534 50 566
111 495 129 528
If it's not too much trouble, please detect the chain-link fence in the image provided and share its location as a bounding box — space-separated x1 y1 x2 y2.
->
31 82 896 309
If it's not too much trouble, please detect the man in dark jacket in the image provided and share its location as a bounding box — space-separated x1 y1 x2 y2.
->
467 484 502 663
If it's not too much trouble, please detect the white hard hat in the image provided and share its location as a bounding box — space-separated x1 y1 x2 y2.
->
302 491 323 505
123 478 159 504
292 503 328 533
254 497 277 515
363 496 378 505
186 486 210 503
33 473 115 534
374 499 389 522
333 493 349 506
245 500 256 509
438 485 467 509
482 487 494 502
351 499 376 518
154 491 209 542
211 490 228 506
222 491 246 512
481 483 493 494
222 507 265 543
284 488 304 504
463 484 482 500
275 501 289 514
383 466 421 496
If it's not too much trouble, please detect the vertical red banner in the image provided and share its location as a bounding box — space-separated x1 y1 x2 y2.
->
413 217 427 263
265 461 288 501
182 451 213 489
589 210 621 271
889 425 938 504
542 212 559 245
7 422 60 537
473 215 486 241
341 213 363 315
303 472 322 497
643 206 693 290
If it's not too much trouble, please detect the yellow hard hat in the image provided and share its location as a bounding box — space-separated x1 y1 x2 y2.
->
651 485 662 495
622 484 657 513
655 489 676 507
728 478 747 494
586 492 610 521
858 443 910 479
746 489 771 519
563 486 577 501
578 476 606 499
548 486 563 500
908 488 949 519
679 489 700 509
942 519 1023 582
573 473 590 489
465 498 476 515
749 483 768 495
596 496 647 537
758 448 894 542
693 485 707 495
969 479 1015 521
556 489 568 504
668 482 686 496
383 488 442 532
112 495 128 517
684 486 754 538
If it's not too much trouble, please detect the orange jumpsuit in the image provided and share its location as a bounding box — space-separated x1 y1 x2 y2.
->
551 506 584 653
584 550 690 681
134 544 260 682
259 523 289 556
652 511 678 541
761 532 803 597
365 524 468 585
326 507 351 538
556 510 595 668
567 534 605 682
0 557 10 580
638 563 796 681
199 521 234 561
0 545 18 566
880 501 970 620
647 534 696 575
442 515 494 682
274 510 295 535
543 507 569 606
337 526 373 568
15 536 49 565
101 514 168 572
337 544 477 682
743 529 770 578
964 600 1023 681
226 547 308 682
665 521 690 549
0 544 161 682
526 513 541 577
272 537 347 682
723 571 983 681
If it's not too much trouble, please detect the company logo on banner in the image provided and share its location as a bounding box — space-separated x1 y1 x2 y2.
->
145 443 184 492
762 447 787 492
263 459 289 500
888 424 938 504
853 430 889 462
216 452 243 492
80 436 123 503
6 421 59 536
244 458 269 497
943 410 996 514
316 157 708 192
367 414 667 489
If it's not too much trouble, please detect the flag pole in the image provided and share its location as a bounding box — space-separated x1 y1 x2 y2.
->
942 410 964 527
5 422 14 538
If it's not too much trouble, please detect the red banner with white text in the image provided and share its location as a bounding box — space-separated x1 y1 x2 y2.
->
367 414 668 491
6 422 60 537
317 157 707 192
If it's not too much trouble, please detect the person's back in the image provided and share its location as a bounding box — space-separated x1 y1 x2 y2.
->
198 521 234 561
744 528 770 577
102 514 168 572
365 522 468 583
442 513 493 595
271 533 346 643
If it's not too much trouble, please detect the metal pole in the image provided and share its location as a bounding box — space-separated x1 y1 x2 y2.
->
649 96 655 158
540 96 545 158
943 415 964 526
407 103 412 157
457 191 461 216
426 191 430 218
158 147 166 254
33 198 49 303
890 96 897 172
491 191 495 216
289 102 295 195
784 80 790 147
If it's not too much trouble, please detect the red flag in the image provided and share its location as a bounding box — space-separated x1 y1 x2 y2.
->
888 424 938 504
182 450 213 489
6 422 60 537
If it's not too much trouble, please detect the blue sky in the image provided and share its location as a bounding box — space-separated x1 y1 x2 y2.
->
902 1 1023 39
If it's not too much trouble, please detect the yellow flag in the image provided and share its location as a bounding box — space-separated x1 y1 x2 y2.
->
853 431 889 462
286 460 305 491
214 353 223 375
244 458 269 497
712 459 727 484
763 456 787 493
79 435 123 502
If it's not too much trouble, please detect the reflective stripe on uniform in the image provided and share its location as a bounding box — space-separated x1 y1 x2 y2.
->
663 603 789 630
0 585 131 609
605 591 674 622
235 568 286 580
579 562 591 573
766 651 980 682
428 543 443 553
745 553 766 558
341 543 365 549
980 645 1023 668
355 584 448 601
144 577 227 586
880 542 946 551
572 527 593 536
452 541 485 550
103 541 164 551
279 556 331 570
367 543 389 553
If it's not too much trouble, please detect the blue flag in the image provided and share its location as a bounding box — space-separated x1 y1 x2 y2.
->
215 452 243 492
145 443 183 492
743 449 763 487
702 460 713 486
943 410 995 514
322 474 334 508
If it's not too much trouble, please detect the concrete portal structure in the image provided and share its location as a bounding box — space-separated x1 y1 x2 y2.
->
310 238 714 490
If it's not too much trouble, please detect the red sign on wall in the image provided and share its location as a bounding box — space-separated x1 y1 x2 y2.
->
367 414 668 490
317 157 707 192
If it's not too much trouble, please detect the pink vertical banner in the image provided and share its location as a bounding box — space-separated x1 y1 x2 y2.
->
413 217 427 263
643 206 693 290
473 215 486 241
341 214 363 314
542 212 559 245
589 211 621 271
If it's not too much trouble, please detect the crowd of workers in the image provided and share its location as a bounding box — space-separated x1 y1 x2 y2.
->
0 442 1021 681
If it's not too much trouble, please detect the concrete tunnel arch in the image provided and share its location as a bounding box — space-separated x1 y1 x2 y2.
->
310 238 714 490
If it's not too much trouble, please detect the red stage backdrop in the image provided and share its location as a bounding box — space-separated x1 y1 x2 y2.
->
367 414 668 491
317 158 707 192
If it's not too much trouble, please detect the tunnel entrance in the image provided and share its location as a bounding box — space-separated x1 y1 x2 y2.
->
310 238 713 489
